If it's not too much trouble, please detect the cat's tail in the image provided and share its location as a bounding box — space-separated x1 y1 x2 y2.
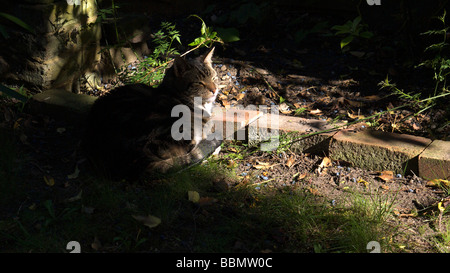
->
146 139 222 174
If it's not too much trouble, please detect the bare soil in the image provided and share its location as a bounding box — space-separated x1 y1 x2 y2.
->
1 3 449 253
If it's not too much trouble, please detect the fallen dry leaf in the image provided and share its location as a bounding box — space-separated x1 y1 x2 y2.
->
188 191 200 203
285 156 296 168
198 197 218 207
377 171 394 182
236 93 245 101
221 99 231 109
426 179 450 189
13 118 22 130
64 190 82 203
358 179 370 188
253 162 277 169
363 95 381 101
347 111 365 120
308 187 320 196
67 165 80 179
412 122 422 130
310 109 323 115
132 214 161 228
317 157 332 174
44 175 55 186
91 237 102 251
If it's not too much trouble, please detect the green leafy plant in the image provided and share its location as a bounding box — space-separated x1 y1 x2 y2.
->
331 16 373 50
417 10 450 97
380 11 450 116
188 14 224 48
119 21 181 86
121 16 225 86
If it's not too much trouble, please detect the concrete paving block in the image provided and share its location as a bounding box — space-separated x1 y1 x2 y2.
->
26 88 98 123
248 114 341 152
330 129 432 174
209 107 263 141
418 140 450 180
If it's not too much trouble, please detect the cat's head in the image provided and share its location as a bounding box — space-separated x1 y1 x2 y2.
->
163 47 218 111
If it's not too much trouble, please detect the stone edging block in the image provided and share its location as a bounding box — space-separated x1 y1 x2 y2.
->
329 129 432 175
25 89 450 179
418 140 450 180
26 89 98 123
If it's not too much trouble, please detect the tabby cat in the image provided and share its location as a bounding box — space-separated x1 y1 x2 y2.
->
82 48 220 180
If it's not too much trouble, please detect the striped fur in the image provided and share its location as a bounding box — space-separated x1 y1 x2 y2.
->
82 48 220 180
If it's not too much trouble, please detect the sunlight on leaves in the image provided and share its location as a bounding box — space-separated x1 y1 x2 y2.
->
426 179 450 189
188 191 200 203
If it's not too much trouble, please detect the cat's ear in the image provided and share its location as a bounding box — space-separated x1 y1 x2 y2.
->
202 47 215 65
173 56 189 78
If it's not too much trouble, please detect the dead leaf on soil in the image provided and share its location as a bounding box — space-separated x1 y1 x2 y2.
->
254 161 277 169
279 102 292 114
218 93 228 100
221 99 231 109
347 111 365 120
411 122 422 131
132 214 161 228
285 156 296 168
67 165 80 179
28 203 37 210
188 191 201 203
292 172 307 181
44 175 55 186
358 179 370 188
198 197 218 207
398 212 418 218
13 118 22 130
91 237 102 250
426 179 450 189
64 190 82 203
236 92 245 101
309 109 323 115
363 95 382 101
307 187 320 196
317 157 332 174
377 171 394 182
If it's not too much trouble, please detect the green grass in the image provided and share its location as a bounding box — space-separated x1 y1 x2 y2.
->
0 132 447 253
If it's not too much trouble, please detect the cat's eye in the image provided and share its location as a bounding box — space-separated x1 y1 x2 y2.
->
200 81 216 92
